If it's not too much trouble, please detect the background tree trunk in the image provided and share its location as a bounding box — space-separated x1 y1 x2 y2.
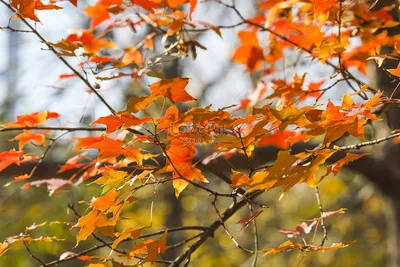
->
367 0 400 266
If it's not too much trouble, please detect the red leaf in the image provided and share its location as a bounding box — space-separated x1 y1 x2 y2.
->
58 153 87 173
11 130 46 149
0 150 24 172
237 210 263 230
2 112 59 128
189 0 197 20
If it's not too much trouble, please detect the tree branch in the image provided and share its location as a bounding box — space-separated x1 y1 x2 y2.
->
169 190 263 266
1 0 117 114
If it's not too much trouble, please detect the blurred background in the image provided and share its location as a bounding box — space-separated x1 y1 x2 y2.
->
0 0 393 266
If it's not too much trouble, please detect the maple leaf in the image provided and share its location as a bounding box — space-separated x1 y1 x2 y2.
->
124 96 158 113
2 111 59 128
0 243 9 257
90 137 143 165
258 129 307 149
73 136 104 151
116 46 144 67
309 208 347 222
266 74 324 104
66 31 118 53
22 179 73 196
58 153 87 173
85 0 123 28
86 264 106 267
321 152 370 181
132 0 162 12
189 0 197 20
156 139 207 196
11 0 62 22
91 114 145 134
149 78 196 103
48 39 81 57
10 130 45 149
309 0 336 18
74 206 121 245
279 221 316 238
91 189 119 211
74 209 106 245
311 241 357 252
232 30 264 72
92 169 129 193
112 226 143 249
237 210 263 230
263 240 304 255
0 149 24 172
230 169 251 188
249 149 335 195
143 229 168 264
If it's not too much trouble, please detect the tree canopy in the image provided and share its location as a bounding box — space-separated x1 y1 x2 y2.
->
1 0 400 266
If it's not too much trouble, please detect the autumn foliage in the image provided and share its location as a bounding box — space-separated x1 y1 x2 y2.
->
1 0 400 266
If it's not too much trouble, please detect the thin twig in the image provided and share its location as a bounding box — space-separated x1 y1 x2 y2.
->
27 132 68 178
167 233 203 249
211 196 254 253
169 190 263 266
338 132 400 151
23 241 46 266
248 204 259 267
315 186 327 246
212 0 378 94
1 0 117 114
40 225 208 266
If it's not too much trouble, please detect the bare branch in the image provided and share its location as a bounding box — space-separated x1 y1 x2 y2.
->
315 186 328 246
169 190 263 266
23 241 46 266
338 132 400 151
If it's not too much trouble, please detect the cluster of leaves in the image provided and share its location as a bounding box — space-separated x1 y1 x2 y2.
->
2 0 400 266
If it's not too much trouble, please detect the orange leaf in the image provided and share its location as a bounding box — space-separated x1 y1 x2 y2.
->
149 78 196 103
143 229 168 264
58 153 87 173
91 115 123 134
0 149 24 172
90 137 143 165
264 240 303 255
11 0 61 22
2 111 59 128
0 242 9 257
156 139 207 196
85 5 110 29
132 0 163 11
124 96 157 113
112 226 143 249
11 130 45 149
232 30 264 72
91 189 119 211
66 31 118 53
230 169 251 188
73 136 104 151
388 62 400 77
119 47 143 67
322 152 370 181
189 0 197 20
